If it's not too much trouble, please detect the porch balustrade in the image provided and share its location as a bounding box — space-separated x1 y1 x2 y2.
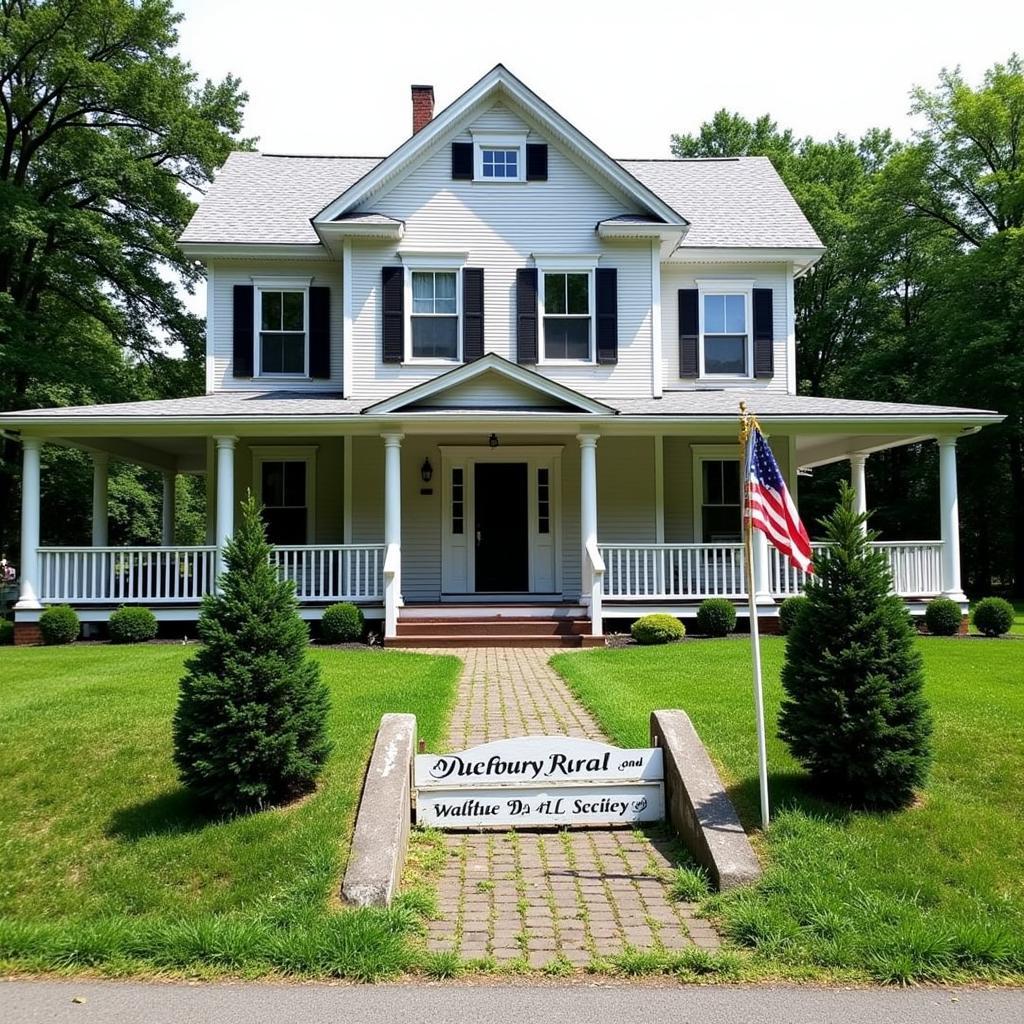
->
600 540 943 601
36 544 385 605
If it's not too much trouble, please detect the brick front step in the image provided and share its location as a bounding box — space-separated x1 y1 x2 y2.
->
396 618 590 637
388 632 606 649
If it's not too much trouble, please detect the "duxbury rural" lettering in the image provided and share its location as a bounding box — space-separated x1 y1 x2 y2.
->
427 750 614 782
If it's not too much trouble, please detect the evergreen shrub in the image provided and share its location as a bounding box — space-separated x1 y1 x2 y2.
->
108 606 158 643
631 613 685 645
320 602 364 644
39 605 79 645
972 597 1015 637
924 597 962 636
696 598 736 637
778 483 932 809
172 495 332 813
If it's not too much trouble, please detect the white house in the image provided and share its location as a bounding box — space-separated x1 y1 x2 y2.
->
2 66 1002 646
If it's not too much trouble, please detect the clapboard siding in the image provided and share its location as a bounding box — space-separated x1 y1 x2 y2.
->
349 101 653 401
660 262 790 393
597 437 656 542
208 259 343 392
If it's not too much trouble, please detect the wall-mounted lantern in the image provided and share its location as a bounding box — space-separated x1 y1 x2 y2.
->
421 457 434 483
488 433 499 448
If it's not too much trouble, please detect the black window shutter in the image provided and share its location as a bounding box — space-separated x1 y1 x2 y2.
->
308 286 330 379
451 141 473 180
516 268 538 364
752 288 774 378
462 267 484 362
381 266 404 364
595 267 618 364
526 143 548 181
678 289 699 377
232 284 254 378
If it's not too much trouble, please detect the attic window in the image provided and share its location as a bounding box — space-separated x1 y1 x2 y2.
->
472 132 526 182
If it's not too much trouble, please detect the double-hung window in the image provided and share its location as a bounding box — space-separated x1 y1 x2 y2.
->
699 285 752 377
700 458 741 543
258 286 307 376
542 271 592 362
410 270 459 360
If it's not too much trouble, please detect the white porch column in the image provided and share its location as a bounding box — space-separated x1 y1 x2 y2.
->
91 452 109 547
382 432 404 638
15 437 42 610
938 437 967 602
752 528 773 604
578 433 603 635
214 436 237 578
161 470 176 546
850 452 868 534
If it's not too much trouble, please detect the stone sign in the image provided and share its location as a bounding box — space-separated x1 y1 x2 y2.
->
414 736 664 828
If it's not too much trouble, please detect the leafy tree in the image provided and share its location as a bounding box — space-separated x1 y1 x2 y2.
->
172 495 331 813
778 484 932 808
0 0 250 552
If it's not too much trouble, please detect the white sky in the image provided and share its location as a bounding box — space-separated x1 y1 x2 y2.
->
170 0 1024 319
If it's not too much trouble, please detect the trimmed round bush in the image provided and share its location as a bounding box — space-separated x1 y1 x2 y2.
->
320 602 365 644
631 613 685 645
972 596 1015 637
0 619 13 646
778 596 809 636
108 606 158 644
39 605 79 645
695 598 736 637
925 597 962 636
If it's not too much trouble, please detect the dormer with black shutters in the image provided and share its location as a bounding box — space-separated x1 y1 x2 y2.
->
232 277 333 381
677 280 774 382
452 136 548 183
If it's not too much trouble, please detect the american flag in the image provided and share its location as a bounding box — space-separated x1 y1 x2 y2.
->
744 427 814 574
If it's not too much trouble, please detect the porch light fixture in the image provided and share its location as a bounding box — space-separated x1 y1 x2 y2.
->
420 457 433 483
488 433 499 448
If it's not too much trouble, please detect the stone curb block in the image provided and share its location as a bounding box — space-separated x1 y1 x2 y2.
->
341 712 417 907
650 709 762 890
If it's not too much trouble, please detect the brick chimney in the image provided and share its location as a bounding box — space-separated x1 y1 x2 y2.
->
411 84 434 135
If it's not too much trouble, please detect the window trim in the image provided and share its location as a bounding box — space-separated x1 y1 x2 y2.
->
536 255 599 365
251 445 319 544
470 131 527 183
690 444 742 544
252 276 312 380
695 279 755 381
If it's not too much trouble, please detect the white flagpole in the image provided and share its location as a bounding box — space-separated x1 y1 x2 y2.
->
740 403 771 831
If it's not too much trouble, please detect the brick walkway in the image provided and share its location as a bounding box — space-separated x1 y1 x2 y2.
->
416 647 720 966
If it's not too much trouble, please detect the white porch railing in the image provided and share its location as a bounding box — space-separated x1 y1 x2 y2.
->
270 545 384 602
769 541 944 598
37 546 218 604
36 544 385 605
601 544 748 600
601 541 943 601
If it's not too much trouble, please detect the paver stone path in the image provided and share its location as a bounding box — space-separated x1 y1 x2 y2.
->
415 647 721 966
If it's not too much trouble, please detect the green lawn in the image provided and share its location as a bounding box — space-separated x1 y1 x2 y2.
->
552 637 1024 983
0 645 460 979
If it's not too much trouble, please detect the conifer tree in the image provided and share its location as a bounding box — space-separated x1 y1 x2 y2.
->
172 495 331 812
778 483 932 808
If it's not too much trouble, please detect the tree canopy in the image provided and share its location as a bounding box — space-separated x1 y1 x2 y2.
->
673 55 1024 593
0 0 250 553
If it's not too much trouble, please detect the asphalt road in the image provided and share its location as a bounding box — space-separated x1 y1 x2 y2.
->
2 979 1022 1024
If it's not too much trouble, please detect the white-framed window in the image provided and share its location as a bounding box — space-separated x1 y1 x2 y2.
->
481 147 519 179
253 277 311 377
471 131 526 182
399 254 466 364
697 280 754 379
691 445 742 543
410 270 459 360
536 256 599 364
252 446 318 546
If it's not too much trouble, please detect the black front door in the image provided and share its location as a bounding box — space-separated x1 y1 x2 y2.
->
475 463 528 592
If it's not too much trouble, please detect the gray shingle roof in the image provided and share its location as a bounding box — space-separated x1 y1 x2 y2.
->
619 157 823 249
1 389 997 423
179 153 382 245
179 152 822 250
